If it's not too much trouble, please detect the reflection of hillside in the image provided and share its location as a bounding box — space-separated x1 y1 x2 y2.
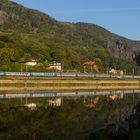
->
104 100 140 139
0 92 140 140
106 106 134 123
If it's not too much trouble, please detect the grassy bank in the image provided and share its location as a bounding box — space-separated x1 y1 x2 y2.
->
0 77 140 91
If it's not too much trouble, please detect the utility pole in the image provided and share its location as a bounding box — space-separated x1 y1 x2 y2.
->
26 65 28 73
20 63 23 72
133 68 135 78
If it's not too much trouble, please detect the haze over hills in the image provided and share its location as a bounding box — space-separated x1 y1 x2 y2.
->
0 0 140 73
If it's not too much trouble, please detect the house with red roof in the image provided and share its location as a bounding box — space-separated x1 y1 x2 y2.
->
83 61 98 72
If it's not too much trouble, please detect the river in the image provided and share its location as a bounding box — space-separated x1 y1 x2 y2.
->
0 89 140 140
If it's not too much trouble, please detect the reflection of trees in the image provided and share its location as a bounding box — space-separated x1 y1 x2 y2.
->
1 93 140 139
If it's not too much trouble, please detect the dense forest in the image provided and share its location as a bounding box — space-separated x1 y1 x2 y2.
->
0 0 140 74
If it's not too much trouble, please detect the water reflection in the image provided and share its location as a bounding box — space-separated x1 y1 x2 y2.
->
0 89 140 140
1 89 140 98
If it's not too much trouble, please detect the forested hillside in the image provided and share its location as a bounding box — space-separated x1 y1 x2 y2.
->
0 0 140 73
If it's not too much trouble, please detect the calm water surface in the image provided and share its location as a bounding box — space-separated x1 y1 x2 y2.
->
0 89 140 140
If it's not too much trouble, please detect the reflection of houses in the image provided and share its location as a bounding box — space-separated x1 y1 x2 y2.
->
84 102 96 108
109 93 124 101
24 103 37 111
84 97 99 109
49 61 62 71
48 98 62 107
83 61 98 72
25 59 37 66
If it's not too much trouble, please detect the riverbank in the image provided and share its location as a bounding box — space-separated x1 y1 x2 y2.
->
0 77 140 91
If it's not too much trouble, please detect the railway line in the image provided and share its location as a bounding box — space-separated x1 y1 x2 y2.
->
0 71 140 79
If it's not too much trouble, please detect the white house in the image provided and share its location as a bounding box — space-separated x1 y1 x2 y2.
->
25 59 37 66
48 61 62 71
109 68 124 75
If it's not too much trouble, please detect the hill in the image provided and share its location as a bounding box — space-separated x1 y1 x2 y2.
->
0 0 140 73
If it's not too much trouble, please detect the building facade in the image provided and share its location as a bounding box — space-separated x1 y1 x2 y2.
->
49 61 62 71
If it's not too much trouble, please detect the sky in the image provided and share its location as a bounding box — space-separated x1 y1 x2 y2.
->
10 0 140 40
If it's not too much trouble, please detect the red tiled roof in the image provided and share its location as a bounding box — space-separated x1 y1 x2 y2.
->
83 61 96 66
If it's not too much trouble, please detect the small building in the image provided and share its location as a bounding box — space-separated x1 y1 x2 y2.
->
83 61 98 72
48 61 62 71
109 68 124 75
25 59 37 66
109 68 117 74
